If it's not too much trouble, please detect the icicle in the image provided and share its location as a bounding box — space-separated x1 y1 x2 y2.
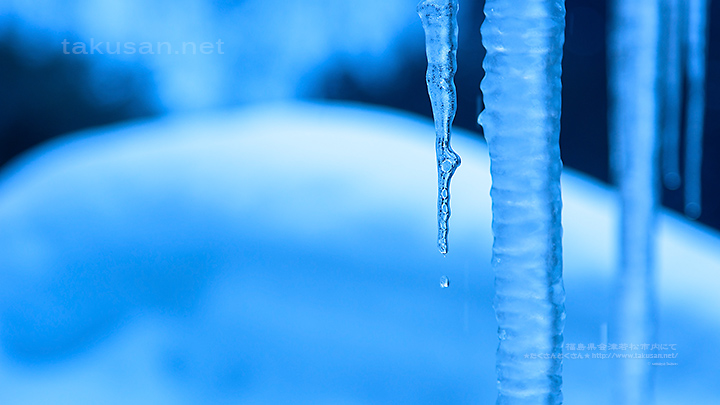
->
608 0 660 403
417 0 461 255
660 0 684 191
478 0 566 403
684 0 709 219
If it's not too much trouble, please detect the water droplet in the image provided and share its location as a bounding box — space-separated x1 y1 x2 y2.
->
441 159 454 172
441 189 449 198
440 275 450 288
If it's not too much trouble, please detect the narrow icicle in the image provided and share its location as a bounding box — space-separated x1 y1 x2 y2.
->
660 0 684 190
418 0 461 255
479 0 566 403
608 0 660 403
684 0 709 219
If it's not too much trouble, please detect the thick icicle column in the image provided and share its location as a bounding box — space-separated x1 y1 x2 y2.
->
418 0 461 254
608 0 660 403
478 0 566 403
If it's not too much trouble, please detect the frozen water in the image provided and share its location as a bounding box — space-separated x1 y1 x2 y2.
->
417 0 461 255
659 0 709 218
684 0 709 219
479 0 567 403
608 0 661 402
660 0 683 191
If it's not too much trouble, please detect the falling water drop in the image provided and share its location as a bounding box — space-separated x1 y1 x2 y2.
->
417 0 461 255
440 275 450 288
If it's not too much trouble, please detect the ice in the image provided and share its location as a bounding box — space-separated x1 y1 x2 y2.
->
478 0 567 403
660 0 684 191
417 0 461 254
684 0 709 219
607 0 661 402
659 0 708 218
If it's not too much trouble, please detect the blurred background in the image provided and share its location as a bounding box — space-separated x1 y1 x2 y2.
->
0 0 719 404
1 0 719 229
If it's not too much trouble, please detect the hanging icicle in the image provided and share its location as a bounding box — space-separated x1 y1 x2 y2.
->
684 0 710 219
417 0 461 255
608 0 660 403
479 0 566 402
660 0 684 191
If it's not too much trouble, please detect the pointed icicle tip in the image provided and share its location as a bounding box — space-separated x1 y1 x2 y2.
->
418 0 460 255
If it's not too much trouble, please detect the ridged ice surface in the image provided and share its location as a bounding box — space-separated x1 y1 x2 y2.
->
684 0 709 219
417 0 461 254
478 0 566 403
608 0 660 403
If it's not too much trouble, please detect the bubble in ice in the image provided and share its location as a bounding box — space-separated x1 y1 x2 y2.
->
499 329 507 340
418 0 461 255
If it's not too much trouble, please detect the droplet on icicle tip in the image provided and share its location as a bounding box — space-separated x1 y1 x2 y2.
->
440 276 450 288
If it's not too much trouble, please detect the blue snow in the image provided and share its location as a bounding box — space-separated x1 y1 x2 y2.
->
0 103 718 404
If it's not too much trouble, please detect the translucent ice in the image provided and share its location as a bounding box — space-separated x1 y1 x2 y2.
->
660 0 683 191
478 0 566 403
417 0 461 254
608 0 661 402
684 0 709 219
